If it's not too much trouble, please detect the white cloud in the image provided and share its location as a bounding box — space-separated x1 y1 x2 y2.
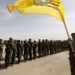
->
0 9 15 20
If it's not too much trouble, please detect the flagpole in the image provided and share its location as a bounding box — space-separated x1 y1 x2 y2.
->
63 20 75 53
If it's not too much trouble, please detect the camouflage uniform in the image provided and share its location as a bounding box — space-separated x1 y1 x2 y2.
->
5 39 14 68
49 40 54 55
21 41 24 56
42 40 45 57
45 39 49 55
38 39 42 57
68 41 75 75
17 40 23 64
11 42 17 65
53 41 57 53
33 41 37 59
68 33 75 75
28 39 33 60
0 39 3 69
24 40 29 61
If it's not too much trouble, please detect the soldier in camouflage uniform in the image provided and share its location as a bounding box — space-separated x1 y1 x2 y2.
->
33 41 37 59
5 38 14 69
17 40 23 64
49 40 54 55
68 33 75 75
45 39 49 55
38 39 42 58
11 40 17 66
21 41 24 56
0 39 3 69
24 40 29 62
54 41 56 52
28 39 33 60
42 39 45 57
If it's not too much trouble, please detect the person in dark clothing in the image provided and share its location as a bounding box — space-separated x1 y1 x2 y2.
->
0 39 3 69
42 39 45 57
11 41 17 66
45 39 49 55
38 39 42 58
17 40 23 64
68 33 75 75
33 41 37 59
53 41 57 54
24 40 29 62
5 38 14 69
49 40 54 55
21 41 24 56
28 39 33 60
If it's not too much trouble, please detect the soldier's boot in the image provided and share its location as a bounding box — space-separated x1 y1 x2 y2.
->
11 64 14 67
18 60 21 64
24 58 27 62
24 60 27 62
6 65 10 69
11 61 15 67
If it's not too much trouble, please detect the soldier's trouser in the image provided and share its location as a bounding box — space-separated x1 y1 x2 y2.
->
17 52 21 63
54 47 57 53
69 54 75 75
38 48 41 57
50 48 53 54
42 48 45 56
0 52 3 68
29 49 32 60
11 54 16 64
5 53 12 67
33 49 36 59
44 49 47 56
46 47 49 55
24 50 28 60
21 49 23 56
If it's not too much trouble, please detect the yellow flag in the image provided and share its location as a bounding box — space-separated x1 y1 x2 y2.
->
7 0 64 22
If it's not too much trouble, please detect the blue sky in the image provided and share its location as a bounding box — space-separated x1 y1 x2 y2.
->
0 0 75 41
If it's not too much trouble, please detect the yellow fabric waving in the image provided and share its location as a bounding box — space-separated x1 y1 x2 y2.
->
7 0 64 22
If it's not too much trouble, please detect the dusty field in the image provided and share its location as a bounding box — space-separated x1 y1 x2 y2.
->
0 50 71 75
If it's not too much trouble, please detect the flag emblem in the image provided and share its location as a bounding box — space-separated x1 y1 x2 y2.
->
34 0 51 5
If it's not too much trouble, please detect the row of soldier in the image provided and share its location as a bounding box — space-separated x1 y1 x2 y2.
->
0 38 68 69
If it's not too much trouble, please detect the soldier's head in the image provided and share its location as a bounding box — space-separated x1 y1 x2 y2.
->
0 39 2 41
46 39 48 41
34 40 36 44
39 39 41 42
24 40 27 43
71 33 75 40
0 39 2 43
29 39 31 42
9 38 13 42
42 39 44 42
17 40 20 43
